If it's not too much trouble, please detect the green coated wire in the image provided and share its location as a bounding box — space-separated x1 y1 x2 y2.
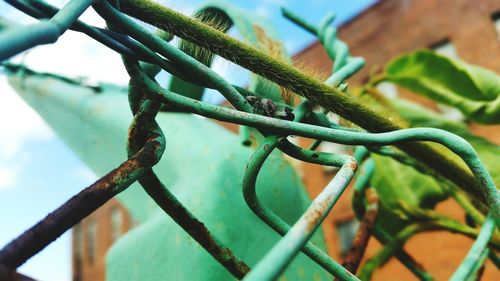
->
109 20 356 275
0 0 94 60
450 213 496 281
117 32 355 277
105 2 497 227
120 0 495 210
91 12 358 280
140 73 499 278
92 4 370 275
104 7 376 278
281 8 365 85
240 103 358 280
144 78 499 225
111 21 252 280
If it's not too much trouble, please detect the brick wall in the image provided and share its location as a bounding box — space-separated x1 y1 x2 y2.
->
294 0 500 280
72 199 131 281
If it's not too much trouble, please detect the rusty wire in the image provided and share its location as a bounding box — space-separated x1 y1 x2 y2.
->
342 188 379 274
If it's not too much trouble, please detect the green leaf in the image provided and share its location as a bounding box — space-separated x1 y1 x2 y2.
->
369 98 500 234
370 153 448 234
385 50 500 124
391 99 500 187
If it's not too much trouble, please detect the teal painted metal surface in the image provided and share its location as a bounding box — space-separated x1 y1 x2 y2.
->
1 1 499 280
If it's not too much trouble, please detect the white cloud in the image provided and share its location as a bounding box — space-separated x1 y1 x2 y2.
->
0 77 54 190
255 3 272 19
202 55 249 104
0 0 135 192
0 167 17 190
2 0 129 85
0 155 29 191
8 31 129 85
73 166 98 183
0 2 129 192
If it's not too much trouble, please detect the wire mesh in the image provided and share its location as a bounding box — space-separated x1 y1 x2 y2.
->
0 1 498 280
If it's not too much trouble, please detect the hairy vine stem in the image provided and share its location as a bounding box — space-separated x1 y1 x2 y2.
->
119 0 489 208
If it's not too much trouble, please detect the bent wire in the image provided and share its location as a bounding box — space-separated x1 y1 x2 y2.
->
0 0 94 61
147 77 499 279
451 213 496 281
147 77 499 220
242 140 357 280
241 119 358 279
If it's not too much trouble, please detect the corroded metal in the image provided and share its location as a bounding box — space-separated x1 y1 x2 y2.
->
0 133 164 269
123 58 251 278
342 188 379 274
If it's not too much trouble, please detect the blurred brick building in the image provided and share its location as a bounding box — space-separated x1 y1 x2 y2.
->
72 200 131 281
293 0 500 280
72 0 500 280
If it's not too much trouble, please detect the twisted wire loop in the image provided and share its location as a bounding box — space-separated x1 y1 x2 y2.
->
120 56 251 278
0 1 498 280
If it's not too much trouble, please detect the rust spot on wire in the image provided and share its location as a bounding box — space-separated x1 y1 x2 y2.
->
304 199 331 233
347 158 358 172
342 188 379 274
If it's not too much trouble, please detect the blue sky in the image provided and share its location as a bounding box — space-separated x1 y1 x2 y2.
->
0 0 375 280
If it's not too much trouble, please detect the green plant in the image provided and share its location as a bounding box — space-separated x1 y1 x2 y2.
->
0 1 498 280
